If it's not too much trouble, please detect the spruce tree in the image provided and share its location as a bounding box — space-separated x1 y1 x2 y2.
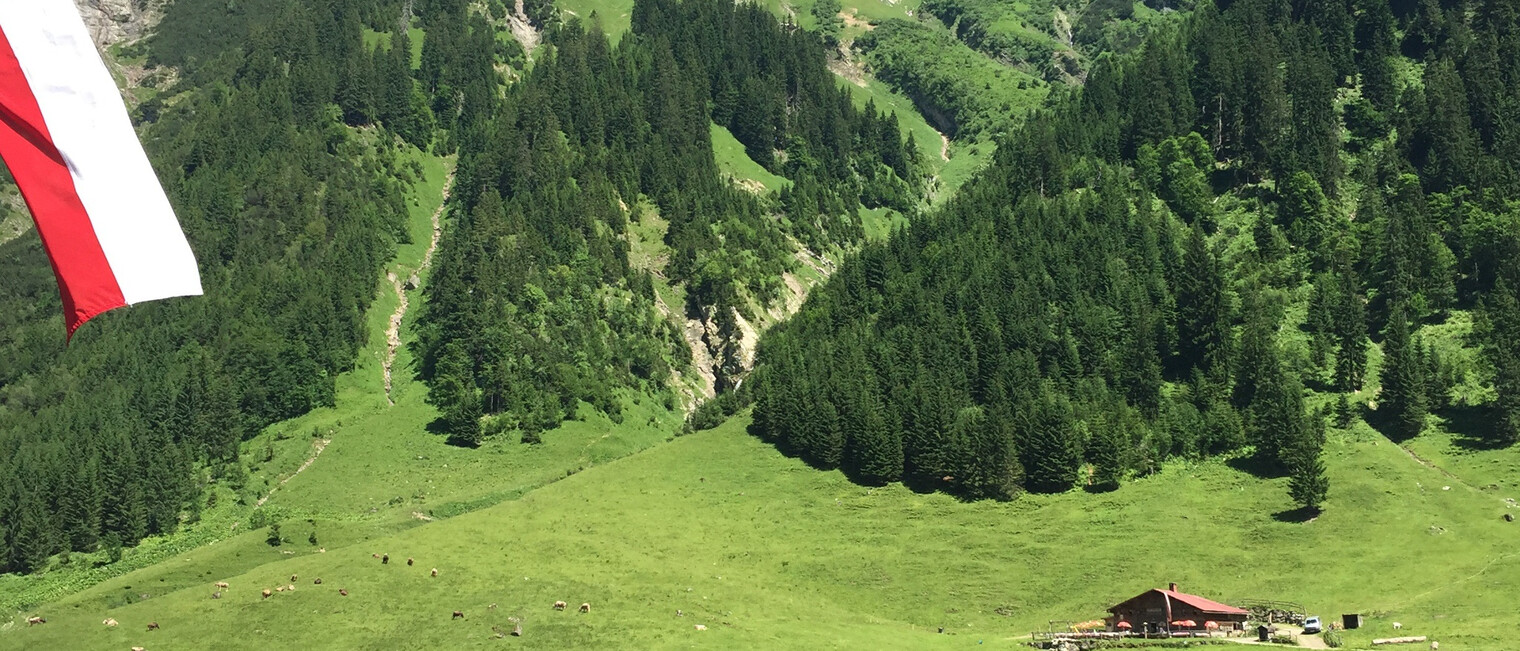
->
1287 412 1330 512
1379 307 1428 439
60 459 102 552
1479 273 1520 446
1021 391 1082 494
1332 263 1369 392
1175 225 1232 382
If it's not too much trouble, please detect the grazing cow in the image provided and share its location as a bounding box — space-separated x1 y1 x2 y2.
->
1393 622 1403 630
430 568 438 578
382 554 389 564
103 618 118 627
694 624 707 631
147 622 160 631
25 617 45 626
372 553 380 558
676 610 684 617
262 589 272 599
286 585 295 592
512 624 523 637
1431 642 1439 650
290 574 298 582
579 603 590 614
314 578 323 585
553 601 567 611
407 557 414 566
452 611 465 620
488 603 497 610
339 589 349 597
276 586 287 593
132 647 146 651
214 581 229 589
212 591 222 599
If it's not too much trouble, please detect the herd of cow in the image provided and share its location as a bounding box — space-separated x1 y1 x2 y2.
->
21 550 596 645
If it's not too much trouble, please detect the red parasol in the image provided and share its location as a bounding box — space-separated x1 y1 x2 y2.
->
1116 621 1133 629
1204 621 1220 630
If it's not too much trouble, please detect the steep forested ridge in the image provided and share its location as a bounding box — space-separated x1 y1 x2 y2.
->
752 0 1520 505
0 0 444 574
416 0 925 443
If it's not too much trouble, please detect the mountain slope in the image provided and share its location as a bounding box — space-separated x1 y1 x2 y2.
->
5 415 1520 649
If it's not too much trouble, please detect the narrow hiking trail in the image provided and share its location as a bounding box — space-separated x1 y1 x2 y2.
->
255 438 331 508
384 170 454 404
940 132 950 161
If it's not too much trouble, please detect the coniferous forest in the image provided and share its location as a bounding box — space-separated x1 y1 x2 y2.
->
0 0 445 575
752 0 1520 505
1 0 1519 591
417 0 923 445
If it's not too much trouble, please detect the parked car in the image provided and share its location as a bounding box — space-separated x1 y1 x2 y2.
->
1302 616 1322 634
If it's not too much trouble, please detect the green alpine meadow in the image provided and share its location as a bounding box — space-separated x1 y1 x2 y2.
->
4 0 1520 649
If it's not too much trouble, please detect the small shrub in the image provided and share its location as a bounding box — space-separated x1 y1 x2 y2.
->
1323 629 1343 648
267 522 283 547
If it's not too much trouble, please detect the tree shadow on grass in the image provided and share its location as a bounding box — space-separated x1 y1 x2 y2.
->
1226 454 1287 480
1083 482 1119 494
1271 506 1320 523
1440 404 1511 452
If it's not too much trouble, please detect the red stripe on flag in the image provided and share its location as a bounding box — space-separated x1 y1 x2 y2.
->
0 24 124 337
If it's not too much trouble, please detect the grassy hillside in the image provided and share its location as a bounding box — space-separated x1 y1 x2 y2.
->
7 411 1520 649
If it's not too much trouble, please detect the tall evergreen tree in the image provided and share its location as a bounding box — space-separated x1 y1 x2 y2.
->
1287 410 1330 512
1379 307 1428 439
1478 273 1520 446
1175 225 1232 382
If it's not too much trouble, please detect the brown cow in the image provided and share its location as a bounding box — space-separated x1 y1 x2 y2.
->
214 581 230 589
452 610 465 620
25 617 45 626
372 553 380 558
339 589 348 596
553 601 567 611
430 568 438 578
381 554 389 564
313 578 323 585
262 589 273 599
275 586 287 593
579 603 590 614
406 557 414 566
212 591 222 599
147 622 160 631
290 574 298 582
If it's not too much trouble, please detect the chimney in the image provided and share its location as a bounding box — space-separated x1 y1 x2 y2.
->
1169 582 1179 592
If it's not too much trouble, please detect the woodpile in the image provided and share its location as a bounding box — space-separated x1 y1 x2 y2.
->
1372 636 1429 645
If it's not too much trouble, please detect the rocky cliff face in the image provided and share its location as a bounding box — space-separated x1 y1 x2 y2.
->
75 0 163 49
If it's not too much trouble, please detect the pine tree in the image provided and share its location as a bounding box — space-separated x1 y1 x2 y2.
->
1478 273 1520 446
1332 263 1369 393
60 458 102 552
100 433 147 545
1021 391 1082 494
1175 225 1232 382
1379 307 1428 439
1287 411 1330 512
1089 422 1127 491
1244 322 1297 469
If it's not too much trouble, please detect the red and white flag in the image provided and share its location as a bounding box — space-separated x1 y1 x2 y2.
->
0 1 201 337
